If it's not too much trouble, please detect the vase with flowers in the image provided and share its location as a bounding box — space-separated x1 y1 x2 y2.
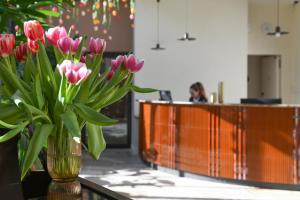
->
0 20 155 182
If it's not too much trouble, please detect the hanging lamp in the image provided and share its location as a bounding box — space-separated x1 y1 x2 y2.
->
267 0 289 37
178 0 196 41
151 0 165 50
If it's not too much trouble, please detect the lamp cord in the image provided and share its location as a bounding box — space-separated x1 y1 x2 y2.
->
185 0 189 33
157 0 160 44
277 0 280 26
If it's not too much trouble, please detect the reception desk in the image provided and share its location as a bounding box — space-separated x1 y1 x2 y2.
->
139 101 300 186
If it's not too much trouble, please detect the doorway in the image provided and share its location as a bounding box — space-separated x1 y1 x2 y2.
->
247 55 281 98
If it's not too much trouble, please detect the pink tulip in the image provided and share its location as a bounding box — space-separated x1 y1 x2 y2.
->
57 60 91 85
58 37 81 54
45 26 67 46
88 37 106 54
124 54 144 73
71 37 81 52
15 43 28 62
80 55 86 63
111 55 125 71
0 34 15 57
57 37 72 54
24 20 45 41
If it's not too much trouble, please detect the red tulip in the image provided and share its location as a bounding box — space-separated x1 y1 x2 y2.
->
107 71 114 80
57 60 91 85
0 34 15 57
111 55 125 71
27 39 39 53
45 26 67 46
24 20 45 41
88 37 106 54
15 43 28 62
80 55 86 63
124 54 144 73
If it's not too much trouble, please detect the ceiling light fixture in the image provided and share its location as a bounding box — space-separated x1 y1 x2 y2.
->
178 0 196 41
267 0 289 37
151 0 165 50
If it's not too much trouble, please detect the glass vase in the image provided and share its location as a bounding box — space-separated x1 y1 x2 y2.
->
47 133 81 182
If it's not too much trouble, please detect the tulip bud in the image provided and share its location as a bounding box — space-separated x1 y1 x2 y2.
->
71 37 81 53
107 70 114 80
57 60 91 85
111 55 125 71
24 20 45 41
124 54 144 73
0 34 15 57
88 37 106 54
15 43 28 62
45 26 67 46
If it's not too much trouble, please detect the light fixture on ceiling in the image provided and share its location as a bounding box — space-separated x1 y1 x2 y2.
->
151 0 165 50
178 0 196 41
267 0 289 37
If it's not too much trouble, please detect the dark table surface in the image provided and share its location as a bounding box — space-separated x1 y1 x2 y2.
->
20 171 132 200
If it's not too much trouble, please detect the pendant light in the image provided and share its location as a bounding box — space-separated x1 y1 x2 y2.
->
151 0 165 50
178 0 196 41
267 0 289 37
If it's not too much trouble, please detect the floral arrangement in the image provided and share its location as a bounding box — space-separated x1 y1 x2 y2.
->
0 20 154 180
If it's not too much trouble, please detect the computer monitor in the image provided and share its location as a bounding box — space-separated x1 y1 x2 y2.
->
240 98 282 105
159 90 172 101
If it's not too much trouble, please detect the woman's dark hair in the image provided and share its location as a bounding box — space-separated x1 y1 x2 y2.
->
190 82 208 102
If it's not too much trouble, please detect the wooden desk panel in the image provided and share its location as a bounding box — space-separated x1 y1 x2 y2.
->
245 107 294 184
139 103 175 168
176 105 212 176
139 102 299 186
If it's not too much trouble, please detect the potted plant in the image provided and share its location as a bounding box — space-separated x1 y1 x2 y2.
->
0 20 155 183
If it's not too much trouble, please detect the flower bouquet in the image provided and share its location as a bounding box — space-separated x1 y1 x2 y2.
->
0 20 154 181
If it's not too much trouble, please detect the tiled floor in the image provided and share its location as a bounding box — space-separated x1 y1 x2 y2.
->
81 149 300 200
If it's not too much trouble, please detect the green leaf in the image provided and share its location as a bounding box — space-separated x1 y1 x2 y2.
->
0 62 32 104
21 124 54 180
37 40 57 94
0 120 19 129
58 74 67 104
0 121 28 143
53 47 64 64
34 74 44 109
131 85 158 93
0 103 22 120
88 53 103 86
86 123 106 160
37 10 60 17
74 36 86 63
23 57 32 82
65 85 81 104
61 110 81 138
74 103 117 126
100 86 130 108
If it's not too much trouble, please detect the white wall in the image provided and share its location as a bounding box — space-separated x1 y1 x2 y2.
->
248 0 295 103
292 3 300 102
134 0 248 110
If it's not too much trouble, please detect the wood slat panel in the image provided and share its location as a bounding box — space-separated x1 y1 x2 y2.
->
245 107 294 184
139 102 296 185
218 106 237 179
175 105 211 176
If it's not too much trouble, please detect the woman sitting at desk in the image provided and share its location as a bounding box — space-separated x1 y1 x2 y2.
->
189 82 208 103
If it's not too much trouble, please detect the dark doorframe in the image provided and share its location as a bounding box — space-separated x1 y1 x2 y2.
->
103 52 132 149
